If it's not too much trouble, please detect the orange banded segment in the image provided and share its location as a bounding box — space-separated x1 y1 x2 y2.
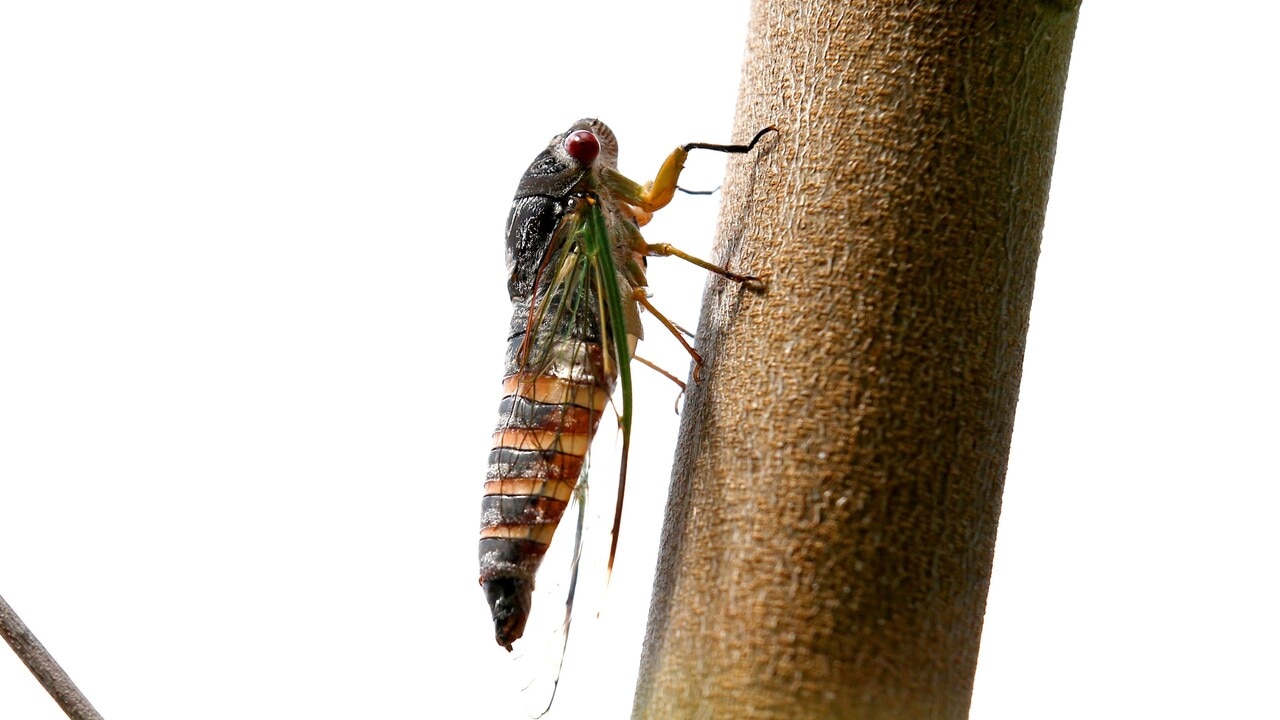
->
492 428 590 456
483 477 577 503
502 374 610 411
479 523 558 545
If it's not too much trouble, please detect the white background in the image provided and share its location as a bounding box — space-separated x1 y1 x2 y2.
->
2 3 1276 719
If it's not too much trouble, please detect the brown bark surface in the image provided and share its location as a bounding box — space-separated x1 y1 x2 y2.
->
634 2 1081 718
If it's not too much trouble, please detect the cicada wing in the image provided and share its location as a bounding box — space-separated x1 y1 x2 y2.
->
580 200 634 578
505 436 625 717
522 198 636 581
504 470 591 718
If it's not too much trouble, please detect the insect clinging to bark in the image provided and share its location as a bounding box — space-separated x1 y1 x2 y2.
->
478 118 775 653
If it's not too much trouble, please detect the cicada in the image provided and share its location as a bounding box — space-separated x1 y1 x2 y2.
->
478 119 774 653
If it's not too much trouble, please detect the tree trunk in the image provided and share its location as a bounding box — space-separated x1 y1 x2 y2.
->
633 2 1081 718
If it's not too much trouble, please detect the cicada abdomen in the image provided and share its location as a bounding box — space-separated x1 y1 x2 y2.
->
479 119 775 653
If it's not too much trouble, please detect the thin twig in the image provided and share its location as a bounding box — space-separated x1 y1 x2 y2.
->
0 593 104 720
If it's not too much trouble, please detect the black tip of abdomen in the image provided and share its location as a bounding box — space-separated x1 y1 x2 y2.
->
483 575 532 651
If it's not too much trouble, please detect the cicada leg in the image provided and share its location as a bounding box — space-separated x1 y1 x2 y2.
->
634 354 689 415
632 354 687 393
644 242 766 291
642 126 779 212
601 126 778 215
607 126 776 289
632 288 708 382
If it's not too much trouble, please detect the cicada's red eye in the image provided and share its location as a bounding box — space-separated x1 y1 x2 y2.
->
564 130 599 167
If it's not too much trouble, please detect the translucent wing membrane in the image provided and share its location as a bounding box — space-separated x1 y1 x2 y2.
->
507 476 587 718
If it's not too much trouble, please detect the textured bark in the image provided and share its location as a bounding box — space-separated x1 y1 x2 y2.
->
1 594 103 720
633 2 1080 718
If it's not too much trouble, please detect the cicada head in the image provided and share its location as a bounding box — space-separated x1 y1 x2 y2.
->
515 119 619 199
565 118 618 170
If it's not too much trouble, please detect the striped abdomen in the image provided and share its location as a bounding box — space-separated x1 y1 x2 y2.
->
479 336 614 651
